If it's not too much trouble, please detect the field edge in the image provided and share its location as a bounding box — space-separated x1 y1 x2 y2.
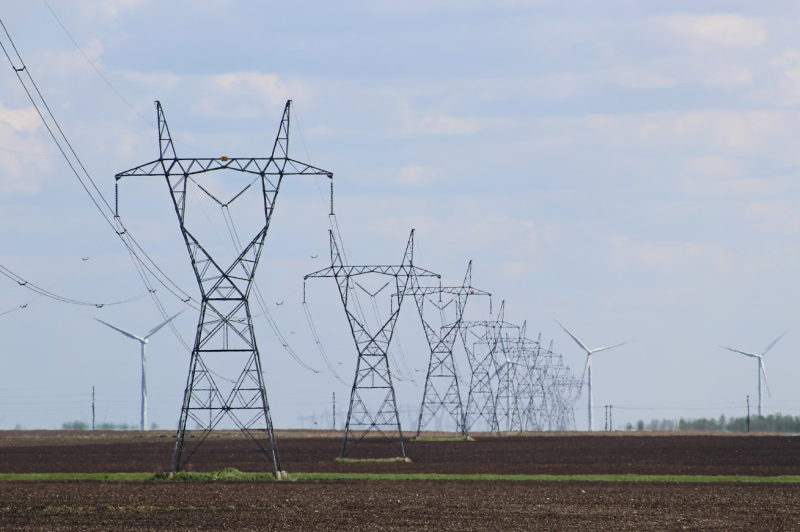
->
4 471 800 484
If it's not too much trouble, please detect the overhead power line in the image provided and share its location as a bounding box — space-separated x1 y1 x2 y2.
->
0 18 195 350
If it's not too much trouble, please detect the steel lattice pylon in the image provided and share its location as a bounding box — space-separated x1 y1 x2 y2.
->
304 230 438 457
408 262 489 436
459 302 518 434
116 100 332 474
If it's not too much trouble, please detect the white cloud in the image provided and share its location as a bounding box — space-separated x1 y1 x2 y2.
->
654 14 767 50
212 72 300 106
699 63 754 89
685 156 740 179
116 70 307 119
614 67 676 89
770 49 800 106
745 200 800 234
0 103 41 133
404 115 480 136
610 237 736 275
394 165 439 187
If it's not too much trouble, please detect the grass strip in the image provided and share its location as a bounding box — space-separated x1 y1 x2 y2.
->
333 457 411 463
152 468 276 482
412 437 474 442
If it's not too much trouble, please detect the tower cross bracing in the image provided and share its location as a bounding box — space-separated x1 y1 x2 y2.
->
116 100 332 474
304 230 438 458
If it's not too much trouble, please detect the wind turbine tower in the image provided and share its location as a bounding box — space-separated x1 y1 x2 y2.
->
95 310 185 431
556 320 628 432
719 331 788 417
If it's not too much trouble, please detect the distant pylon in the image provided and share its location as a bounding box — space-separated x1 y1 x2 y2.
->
304 230 438 457
409 261 489 436
460 301 518 434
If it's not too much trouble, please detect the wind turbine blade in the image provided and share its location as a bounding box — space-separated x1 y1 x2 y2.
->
580 355 590 385
590 341 630 354
145 309 186 339
762 330 789 357
719 345 758 358
554 319 590 353
94 318 144 342
761 364 772 399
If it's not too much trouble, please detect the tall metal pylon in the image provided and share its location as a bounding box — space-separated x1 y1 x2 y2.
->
304 230 438 457
116 100 332 474
459 302 518 434
408 261 489 436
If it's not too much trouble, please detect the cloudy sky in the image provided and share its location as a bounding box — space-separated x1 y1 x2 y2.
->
1 0 800 431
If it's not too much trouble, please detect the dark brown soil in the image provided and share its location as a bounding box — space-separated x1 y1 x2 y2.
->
2 432 800 476
1 480 799 531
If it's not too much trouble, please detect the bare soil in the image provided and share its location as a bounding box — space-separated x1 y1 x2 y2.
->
1 431 800 476
1 480 799 531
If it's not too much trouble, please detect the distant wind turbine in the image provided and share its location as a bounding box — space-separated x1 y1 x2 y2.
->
94 310 185 431
719 330 788 417
555 320 629 432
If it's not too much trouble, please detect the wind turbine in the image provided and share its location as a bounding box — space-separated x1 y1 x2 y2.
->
94 310 185 431
719 330 788 417
555 320 629 432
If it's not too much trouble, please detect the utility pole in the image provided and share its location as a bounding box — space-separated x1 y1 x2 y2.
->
747 395 750 433
92 386 95 431
332 392 336 431
604 405 608 431
609 405 612 431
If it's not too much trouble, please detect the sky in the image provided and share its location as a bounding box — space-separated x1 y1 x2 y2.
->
1 0 800 432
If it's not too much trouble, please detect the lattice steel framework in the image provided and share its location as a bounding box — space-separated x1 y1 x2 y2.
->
305 230 439 457
489 331 581 432
407 262 489 436
458 302 519 434
116 100 332 474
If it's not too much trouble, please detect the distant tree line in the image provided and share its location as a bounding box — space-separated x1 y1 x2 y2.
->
61 421 159 430
623 413 800 433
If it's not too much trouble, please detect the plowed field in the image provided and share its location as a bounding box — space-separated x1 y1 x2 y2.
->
2 431 800 476
4 432 800 530
2 480 799 531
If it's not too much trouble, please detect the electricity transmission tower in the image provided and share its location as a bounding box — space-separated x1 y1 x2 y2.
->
408 261 489 436
116 100 332 474
459 302 518 434
304 230 438 458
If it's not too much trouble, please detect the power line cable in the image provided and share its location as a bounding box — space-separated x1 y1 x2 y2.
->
0 19 196 347
40 0 216 155
222 207 322 374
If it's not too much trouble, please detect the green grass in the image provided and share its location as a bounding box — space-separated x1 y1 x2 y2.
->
333 457 411 463
412 436 474 442
5 470 800 484
152 468 276 482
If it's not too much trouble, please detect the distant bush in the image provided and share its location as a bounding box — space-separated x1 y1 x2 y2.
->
62 420 88 430
98 422 137 430
631 413 800 433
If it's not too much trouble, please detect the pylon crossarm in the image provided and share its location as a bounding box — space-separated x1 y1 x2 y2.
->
305 265 439 279
401 286 491 297
115 157 333 180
